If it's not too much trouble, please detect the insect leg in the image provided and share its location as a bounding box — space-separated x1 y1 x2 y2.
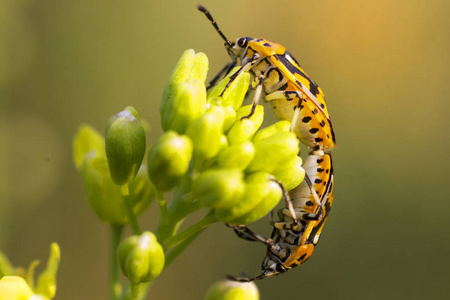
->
271 178 300 226
226 224 277 248
207 62 235 90
241 74 265 119
219 54 260 98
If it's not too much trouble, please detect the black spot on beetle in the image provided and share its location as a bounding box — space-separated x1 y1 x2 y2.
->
309 128 319 134
302 116 311 123
317 159 324 163
263 42 271 47
276 52 319 96
312 108 318 115
306 201 313 206
314 178 322 184
320 103 325 108
315 137 323 143
320 120 326 127
326 169 329 174
317 168 324 173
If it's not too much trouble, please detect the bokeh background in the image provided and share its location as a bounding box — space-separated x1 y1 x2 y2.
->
2 0 450 299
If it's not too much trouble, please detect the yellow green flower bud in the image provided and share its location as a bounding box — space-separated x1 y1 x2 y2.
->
162 50 208 100
0 252 14 278
72 124 105 170
204 280 259 300
160 50 208 133
219 135 228 151
221 106 237 132
0 276 33 300
227 105 264 145
190 52 209 83
193 169 245 209
217 142 255 171
105 106 146 186
117 231 164 284
207 67 250 110
246 131 299 173
81 155 153 224
34 243 60 299
252 120 291 142
272 155 305 191
216 172 282 224
147 131 193 192
186 107 224 160
161 79 207 134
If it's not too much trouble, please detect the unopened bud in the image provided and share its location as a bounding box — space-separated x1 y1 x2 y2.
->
227 105 264 145
193 169 245 209
35 243 60 299
147 131 193 192
204 280 259 300
81 155 153 224
160 50 208 133
272 155 305 191
73 124 105 170
252 120 291 142
246 131 299 173
217 142 255 171
0 276 33 300
186 107 225 159
117 231 165 283
216 172 282 224
105 106 146 186
207 67 250 110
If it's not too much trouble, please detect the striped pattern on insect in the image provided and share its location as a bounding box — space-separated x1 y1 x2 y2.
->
229 151 333 281
198 5 336 281
198 5 335 152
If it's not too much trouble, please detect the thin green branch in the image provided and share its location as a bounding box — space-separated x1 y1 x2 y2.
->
121 184 141 235
162 212 217 250
110 225 123 300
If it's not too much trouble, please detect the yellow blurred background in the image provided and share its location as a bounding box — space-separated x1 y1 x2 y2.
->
2 0 450 299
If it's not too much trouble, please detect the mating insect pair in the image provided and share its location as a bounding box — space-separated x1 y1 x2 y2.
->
198 5 336 281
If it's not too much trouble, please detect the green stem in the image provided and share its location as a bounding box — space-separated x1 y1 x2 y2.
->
121 281 153 300
110 224 123 300
130 283 140 299
156 190 168 223
121 184 141 235
165 231 201 268
162 213 217 250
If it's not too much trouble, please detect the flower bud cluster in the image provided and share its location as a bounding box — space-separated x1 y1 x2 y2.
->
151 49 304 225
117 231 164 284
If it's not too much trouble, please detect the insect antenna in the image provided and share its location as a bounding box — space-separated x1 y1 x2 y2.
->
197 5 233 47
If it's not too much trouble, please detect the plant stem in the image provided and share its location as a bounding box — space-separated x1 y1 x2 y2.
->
162 213 217 249
156 190 168 224
110 224 123 300
121 184 141 235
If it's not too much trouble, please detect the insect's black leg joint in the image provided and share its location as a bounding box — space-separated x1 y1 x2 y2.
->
240 104 256 120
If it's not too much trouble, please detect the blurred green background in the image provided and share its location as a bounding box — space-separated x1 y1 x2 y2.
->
2 0 450 299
